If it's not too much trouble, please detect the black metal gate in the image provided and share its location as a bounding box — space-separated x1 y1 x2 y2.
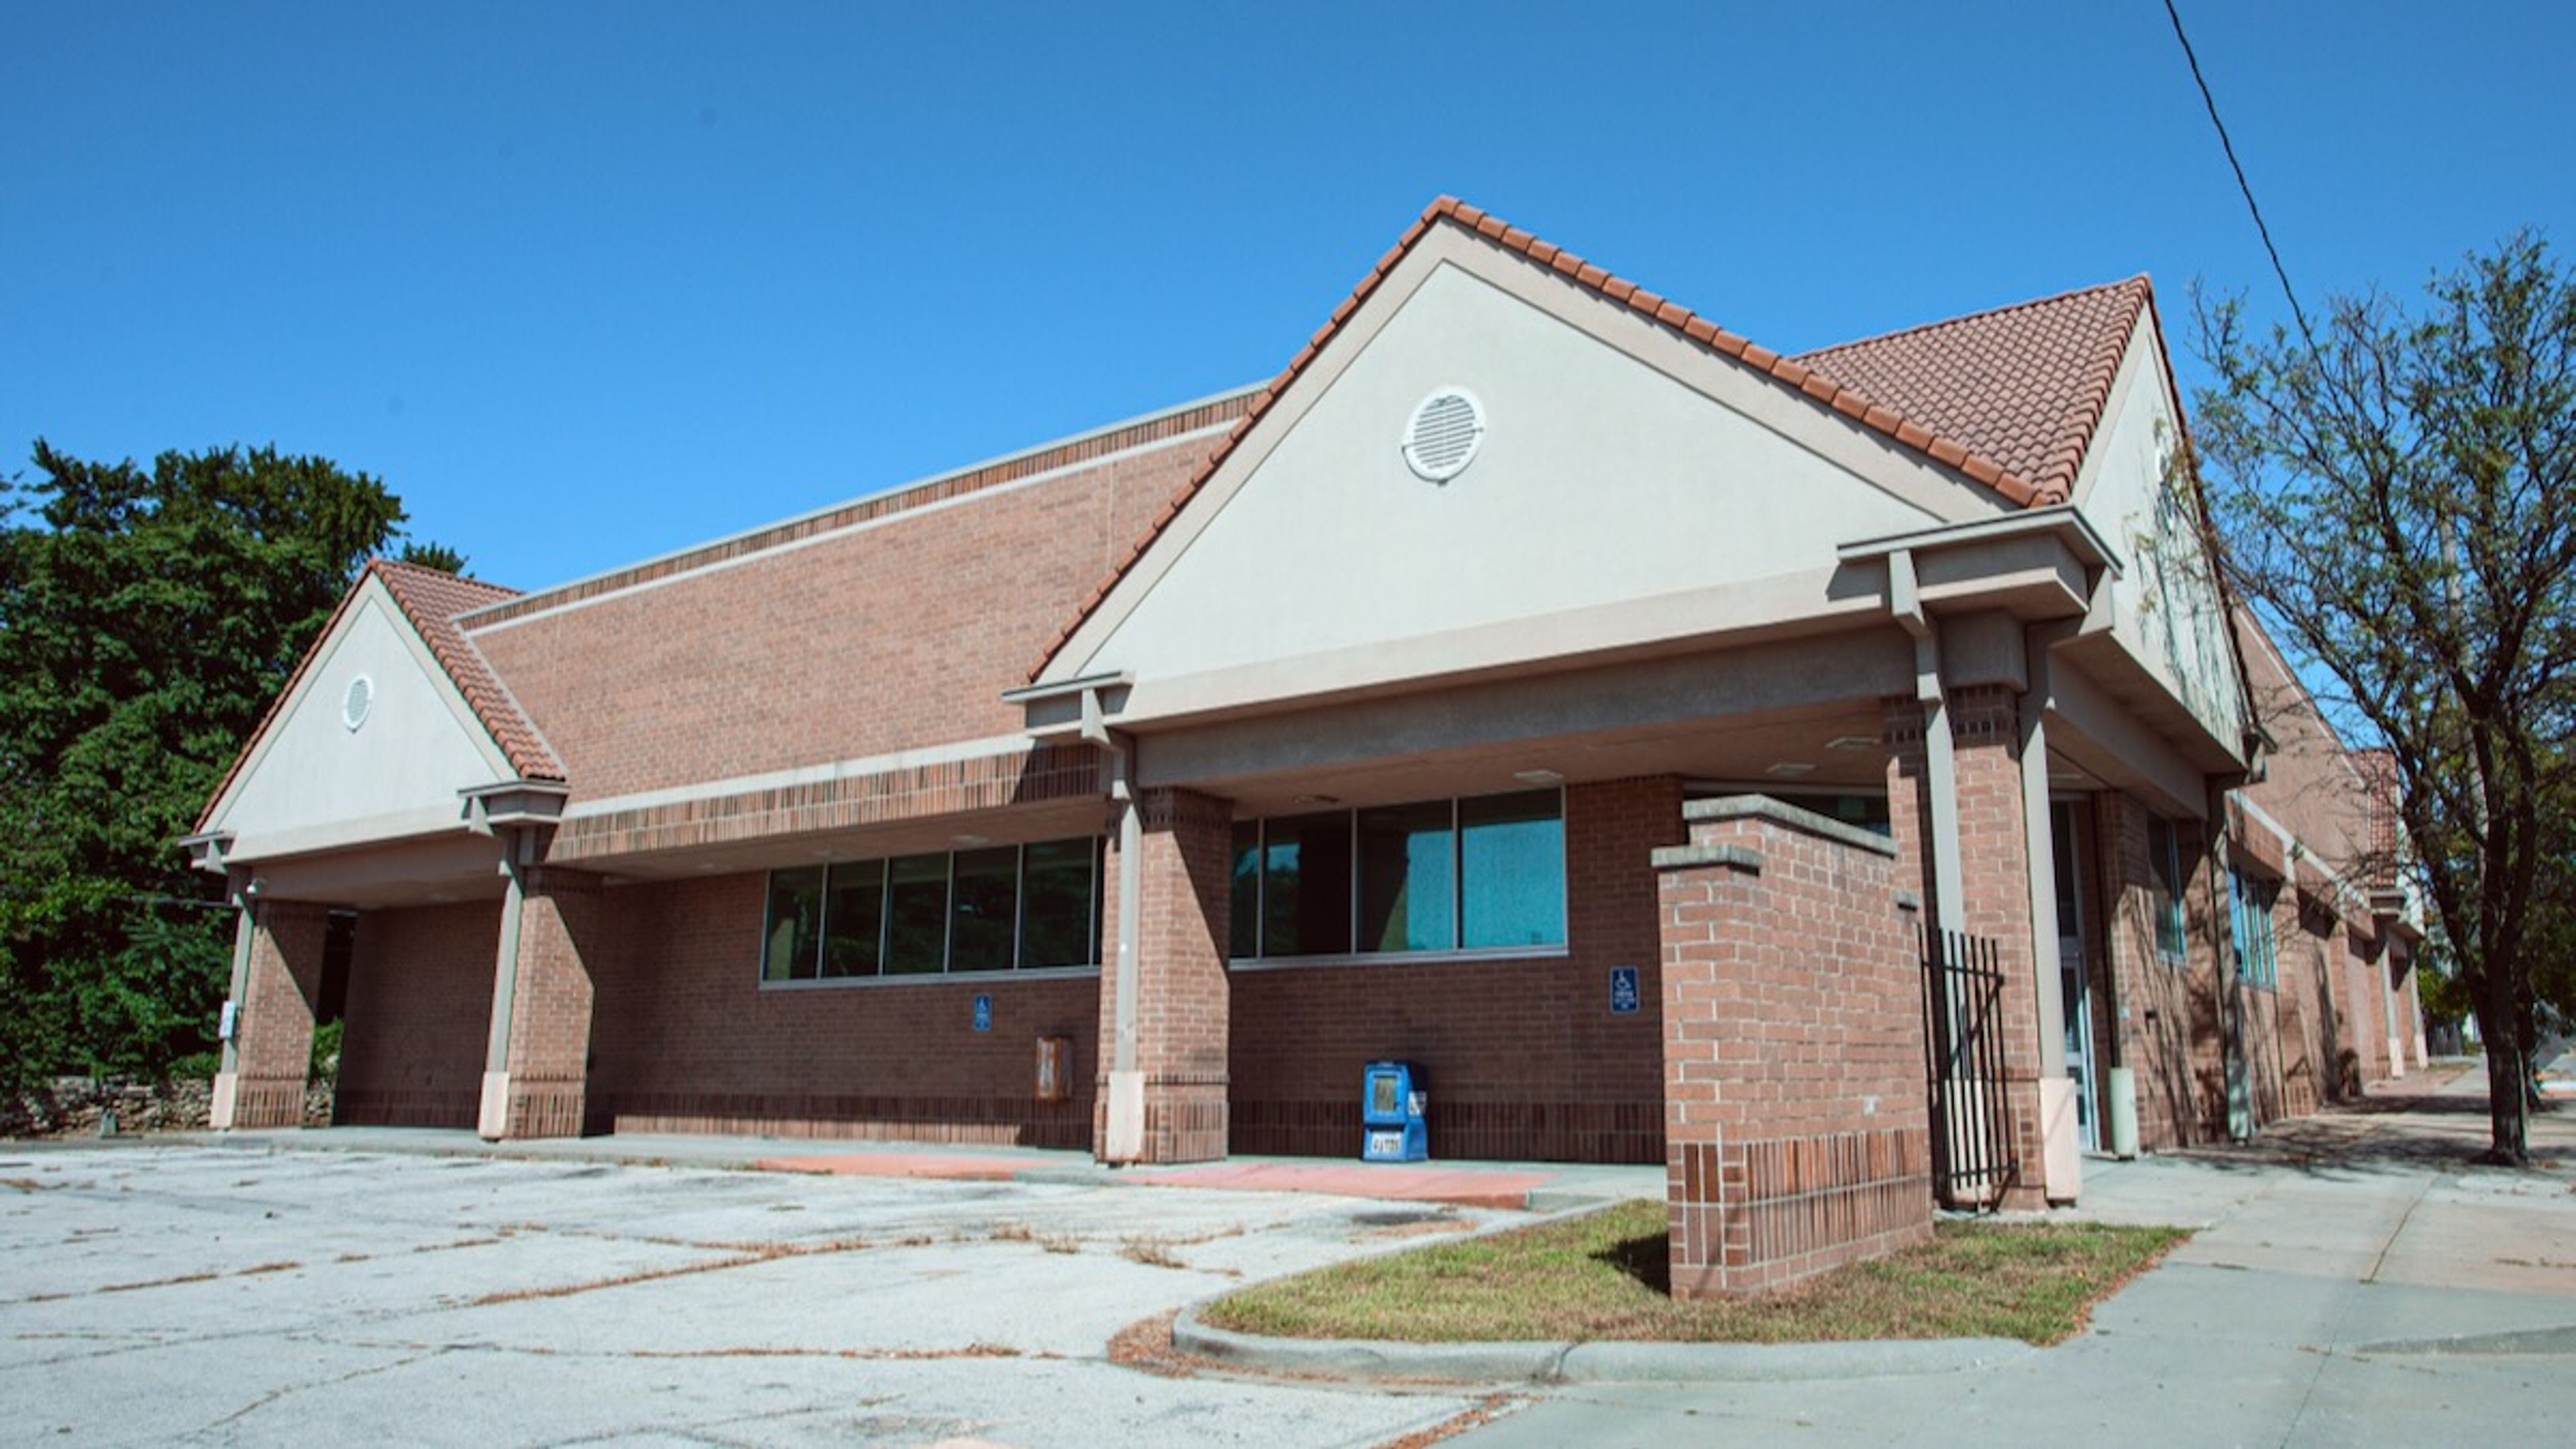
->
1922 928 2016 1208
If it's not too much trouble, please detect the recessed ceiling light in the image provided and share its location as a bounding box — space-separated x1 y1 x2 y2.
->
1765 761 1817 777
1825 735 1878 752
953 834 991 847
1513 769 1565 786
1291 794 1341 807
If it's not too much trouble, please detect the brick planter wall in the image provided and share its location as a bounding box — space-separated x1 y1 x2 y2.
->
1656 797 1931 1299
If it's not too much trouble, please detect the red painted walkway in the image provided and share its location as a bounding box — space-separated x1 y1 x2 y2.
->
1126 1161 1551 1210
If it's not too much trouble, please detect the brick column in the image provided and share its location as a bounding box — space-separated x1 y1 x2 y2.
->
481 865 602 1140
1658 798 1931 1299
1096 786 1232 1165
1885 687 2049 1208
217 899 331 1130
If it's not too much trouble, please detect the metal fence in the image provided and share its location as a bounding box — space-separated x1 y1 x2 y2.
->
1921 928 2016 1209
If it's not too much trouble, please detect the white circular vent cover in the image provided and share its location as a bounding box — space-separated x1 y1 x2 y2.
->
1401 387 1487 483
342 674 375 732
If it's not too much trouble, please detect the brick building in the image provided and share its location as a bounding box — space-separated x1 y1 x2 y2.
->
184 199 2426 1293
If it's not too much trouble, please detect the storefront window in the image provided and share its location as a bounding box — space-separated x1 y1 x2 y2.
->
758 839 1100 983
1233 790 1564 961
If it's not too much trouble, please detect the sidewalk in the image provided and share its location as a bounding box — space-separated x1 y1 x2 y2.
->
1451 1063 2576 1446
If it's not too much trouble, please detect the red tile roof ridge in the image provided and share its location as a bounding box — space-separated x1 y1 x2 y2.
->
1026 195 2085 682
372 559 567 783
193 559 561 833
1792 274 2153 368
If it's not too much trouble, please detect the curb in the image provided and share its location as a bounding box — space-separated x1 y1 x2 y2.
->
1171 1301 2033 1385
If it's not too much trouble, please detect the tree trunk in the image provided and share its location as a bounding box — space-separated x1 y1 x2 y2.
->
2474 985 2530 1165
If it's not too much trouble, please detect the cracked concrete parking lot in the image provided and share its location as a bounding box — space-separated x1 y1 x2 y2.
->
0 1142 1507 1448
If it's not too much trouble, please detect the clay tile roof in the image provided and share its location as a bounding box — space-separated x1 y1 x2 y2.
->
1791 276 2155 507
193 559 563 834
1026 197 2154 682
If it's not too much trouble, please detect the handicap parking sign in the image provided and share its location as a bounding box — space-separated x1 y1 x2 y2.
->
973 994 992 1032
1609 966 1640 1015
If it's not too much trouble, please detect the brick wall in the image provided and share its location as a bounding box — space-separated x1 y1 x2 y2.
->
1228 777 1682 1164
467 414 1237 803
1656 800 1930 1299
585 873 1099 1147
231 900 331 1129
338 901 498 1128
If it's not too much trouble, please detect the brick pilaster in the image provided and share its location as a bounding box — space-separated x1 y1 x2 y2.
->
500 867 603 1138
227 900 331 1129
1096 786 1232 1164
1884 688 2048 1208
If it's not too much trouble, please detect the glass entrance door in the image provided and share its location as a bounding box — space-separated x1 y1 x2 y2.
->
2051 801 2097 1152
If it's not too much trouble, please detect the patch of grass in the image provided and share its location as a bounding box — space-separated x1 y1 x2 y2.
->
1201 1199 2187 1347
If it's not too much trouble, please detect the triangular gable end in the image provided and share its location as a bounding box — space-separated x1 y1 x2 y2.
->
1029 197 2082 694
2065 301 2253 755
1028 201 2057 714
201 568 533 859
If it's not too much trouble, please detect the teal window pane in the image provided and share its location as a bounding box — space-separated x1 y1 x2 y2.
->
1230 820 1260 959
822 860 885 977
1460 790 1564 949
1020 838 1097 969
1263 812 1350 957
950 847 1018 972
1358 801 1455 953
885 853 949 974
761 867 826 981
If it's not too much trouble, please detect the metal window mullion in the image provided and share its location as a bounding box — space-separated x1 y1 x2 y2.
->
1450 798 1463 954
1012 843 1026 971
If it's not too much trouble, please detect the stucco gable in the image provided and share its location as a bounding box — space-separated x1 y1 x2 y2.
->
1040 222 2021 712
202 572 520 860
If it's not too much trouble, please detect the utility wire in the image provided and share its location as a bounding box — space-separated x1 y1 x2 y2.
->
2163 0 2320 356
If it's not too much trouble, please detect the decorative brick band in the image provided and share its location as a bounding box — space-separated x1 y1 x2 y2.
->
1672 1127 1932 1297
230 1075 310 1130
549 743 1103 862
603 1092 1093 1152
1232 1097 1663 1164
506 1078 588 1139
333 1087 477 1130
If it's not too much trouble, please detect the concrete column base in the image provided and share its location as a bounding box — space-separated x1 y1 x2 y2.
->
2039 1077 2084 1203
478 1071 512 1140
209 1071 239 1131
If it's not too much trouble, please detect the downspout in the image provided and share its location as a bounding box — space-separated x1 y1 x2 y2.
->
479 829 530 1141
1889 549 1964 928
1083 687 1147 1162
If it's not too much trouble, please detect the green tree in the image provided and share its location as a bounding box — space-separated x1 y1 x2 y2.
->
0 442 443 1093
2193 234 2576 1164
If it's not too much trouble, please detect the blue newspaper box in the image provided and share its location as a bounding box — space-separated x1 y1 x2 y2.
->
1360 1060 1428 1162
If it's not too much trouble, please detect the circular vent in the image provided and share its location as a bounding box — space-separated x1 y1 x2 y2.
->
341 674 374 732
1401 387 1486 483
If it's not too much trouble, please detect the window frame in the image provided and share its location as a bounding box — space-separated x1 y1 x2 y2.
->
756 837 1104 989
1227 788 1569 969
2229 865 2280 990
2147 815 2188 964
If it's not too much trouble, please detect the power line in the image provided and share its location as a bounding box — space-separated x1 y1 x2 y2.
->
2162 0 2320 354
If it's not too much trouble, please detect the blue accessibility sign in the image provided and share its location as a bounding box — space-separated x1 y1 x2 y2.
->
1609 966 1641 1015
973 994 993 1032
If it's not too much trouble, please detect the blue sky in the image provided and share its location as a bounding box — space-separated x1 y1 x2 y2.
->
6 2 2571 590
